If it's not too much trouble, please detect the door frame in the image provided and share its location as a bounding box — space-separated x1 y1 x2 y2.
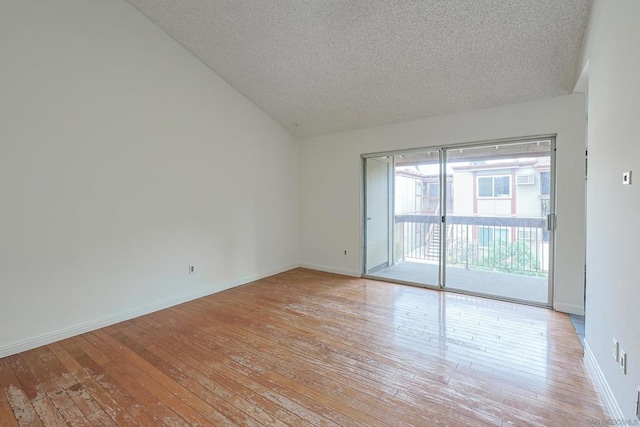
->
361 134 557 308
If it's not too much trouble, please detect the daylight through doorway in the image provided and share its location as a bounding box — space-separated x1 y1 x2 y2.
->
363 137 555 306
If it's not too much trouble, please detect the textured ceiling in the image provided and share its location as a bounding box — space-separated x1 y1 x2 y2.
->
126 0 592 138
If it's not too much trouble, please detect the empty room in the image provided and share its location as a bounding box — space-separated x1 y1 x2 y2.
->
1 0 639 426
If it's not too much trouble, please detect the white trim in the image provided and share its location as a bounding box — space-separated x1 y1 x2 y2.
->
573 61 590 94
584 339 625 421
553 302 585 315
298 262 361 278
0 264 298 359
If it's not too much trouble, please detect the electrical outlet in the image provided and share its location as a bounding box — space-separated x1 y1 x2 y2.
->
623 171 632 185
188 265 195 275
613 338 619 361
619 348 627 374
343 249 348 256
636 387 640 422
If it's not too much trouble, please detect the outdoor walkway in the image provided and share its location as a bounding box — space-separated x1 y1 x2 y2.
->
371 260 548 304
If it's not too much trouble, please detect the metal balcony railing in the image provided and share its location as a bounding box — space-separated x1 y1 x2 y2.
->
395 215 548 277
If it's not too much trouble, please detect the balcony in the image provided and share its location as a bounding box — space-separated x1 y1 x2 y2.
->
372 215 549 304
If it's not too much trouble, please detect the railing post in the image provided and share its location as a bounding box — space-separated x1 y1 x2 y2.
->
402 221 405 261
465 224 469 270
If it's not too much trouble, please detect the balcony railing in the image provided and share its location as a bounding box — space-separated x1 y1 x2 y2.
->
395 215 548 277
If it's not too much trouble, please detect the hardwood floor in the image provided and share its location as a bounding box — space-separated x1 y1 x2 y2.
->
0 268 608 426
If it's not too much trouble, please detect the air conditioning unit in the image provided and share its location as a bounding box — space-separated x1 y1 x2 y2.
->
516 175 535 185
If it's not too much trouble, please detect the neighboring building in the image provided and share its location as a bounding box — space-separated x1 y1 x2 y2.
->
395 157 550 273
396 157 550 218
395 169 453 215
451 157 550 219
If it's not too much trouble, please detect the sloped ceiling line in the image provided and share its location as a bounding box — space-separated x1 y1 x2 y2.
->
126 0 592 138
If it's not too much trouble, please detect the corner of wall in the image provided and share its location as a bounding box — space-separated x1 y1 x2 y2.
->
553 302 584 316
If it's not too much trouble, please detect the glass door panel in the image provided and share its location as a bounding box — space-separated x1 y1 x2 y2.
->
364 151 442 287
443 140 554 304
364 157 391 274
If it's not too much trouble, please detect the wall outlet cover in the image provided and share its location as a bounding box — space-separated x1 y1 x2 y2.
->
623 171 632 185
619 348 627 374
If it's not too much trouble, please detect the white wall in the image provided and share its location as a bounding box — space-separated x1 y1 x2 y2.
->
515 167 541 217
452 173 474 215
299 94 587 313
581 0 640 419
395 175 419 214
0 0 298 356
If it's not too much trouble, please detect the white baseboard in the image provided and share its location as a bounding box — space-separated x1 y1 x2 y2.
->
0 264 298 359
553 301 585 315
583 339 625 421
298 262 362 278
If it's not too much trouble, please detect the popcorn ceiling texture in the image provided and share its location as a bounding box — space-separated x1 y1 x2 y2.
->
126 0 592 138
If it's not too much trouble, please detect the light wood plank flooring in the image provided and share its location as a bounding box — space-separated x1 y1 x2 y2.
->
0 268 607 426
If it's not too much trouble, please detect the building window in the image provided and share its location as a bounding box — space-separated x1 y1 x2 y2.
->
478 176 511 198
479 227 509 246
518 228 535 241
427 182 439 197
540 171 550 196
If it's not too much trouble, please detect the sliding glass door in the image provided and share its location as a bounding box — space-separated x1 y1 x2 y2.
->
363 137 555 306
364 157 392 274
442 140 553 304
367 151 443 286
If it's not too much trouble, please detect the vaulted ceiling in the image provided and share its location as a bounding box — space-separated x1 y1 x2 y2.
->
126 0 592 138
